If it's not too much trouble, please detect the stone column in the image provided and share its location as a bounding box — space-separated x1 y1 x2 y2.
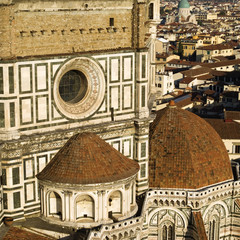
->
97 190 103 221
125 183 131 213
69 192 74 222
133 182 136 205
63 191 72 221
136 229 141 240
102 190 108 220
45 188 48 217
134 119 150 195
40 185 44 215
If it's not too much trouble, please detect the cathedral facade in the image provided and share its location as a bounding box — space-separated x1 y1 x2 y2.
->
0 0 240 239
0 0 159 223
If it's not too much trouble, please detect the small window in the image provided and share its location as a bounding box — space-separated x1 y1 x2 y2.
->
110 18 114 26
148 3 154 19
235 145 240 153
209 217 220 240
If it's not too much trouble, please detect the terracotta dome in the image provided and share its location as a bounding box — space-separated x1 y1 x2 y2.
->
37 132 139 184
149 102 233 189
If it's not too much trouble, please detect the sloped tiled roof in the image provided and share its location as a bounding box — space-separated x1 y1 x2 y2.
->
197 43 233 50
149 101 233 189
192 212 208 240
3 227 52 240
37 132 139 185
225 111 240 120
205 119 240 139
180 77 195 84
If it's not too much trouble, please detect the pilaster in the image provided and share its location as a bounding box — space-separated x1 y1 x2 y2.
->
134 118 151 194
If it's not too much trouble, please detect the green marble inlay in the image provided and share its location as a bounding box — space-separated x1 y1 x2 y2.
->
24 182 36 203
3 193 8 209
140 163 146 178
0 103 5 128
142 55 146 79
141 85 146 108
141 142 146 158
10 102 15 127
2 168 6 185
9 66 14 94
109 57 120 83
23 157 35 180
12 167 20 185
13 192 21 209
0 67 3 94
18 64 33 94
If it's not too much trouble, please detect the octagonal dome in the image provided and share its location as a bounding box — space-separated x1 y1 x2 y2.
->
149 101 233 189
37 132 139 185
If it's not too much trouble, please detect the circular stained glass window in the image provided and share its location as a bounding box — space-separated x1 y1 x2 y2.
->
59 70 88 104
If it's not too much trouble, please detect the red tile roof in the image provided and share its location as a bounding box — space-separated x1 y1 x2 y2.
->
225 111 240 120
205 119 240 139
149 102 233 189
3 227 52 240
197 43 233 51
180 77 195 84
37 132 139 185
192 212 208 240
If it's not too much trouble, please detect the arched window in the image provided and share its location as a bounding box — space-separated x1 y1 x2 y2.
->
209 216 220 240
162 225 167 240
49 191 62 219
168 225 174 240
149 3 154 19
160 222 175 240
75 195 94 221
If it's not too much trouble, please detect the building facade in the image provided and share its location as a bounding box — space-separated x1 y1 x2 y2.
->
0 0 160 223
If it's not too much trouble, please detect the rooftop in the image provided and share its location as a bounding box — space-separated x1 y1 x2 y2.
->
149 102 233 189
37 132 139 185
205 118 240 139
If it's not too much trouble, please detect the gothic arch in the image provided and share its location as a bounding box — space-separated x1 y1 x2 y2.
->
203 201 229 239
202 201 229 220
148 207 188 229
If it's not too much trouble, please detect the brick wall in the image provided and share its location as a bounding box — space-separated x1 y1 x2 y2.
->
0 0 148 59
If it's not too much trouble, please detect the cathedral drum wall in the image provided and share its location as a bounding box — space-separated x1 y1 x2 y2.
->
0 0 134 59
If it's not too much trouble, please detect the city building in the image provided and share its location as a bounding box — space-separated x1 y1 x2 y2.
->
1 0 240 239
0 0 160 225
